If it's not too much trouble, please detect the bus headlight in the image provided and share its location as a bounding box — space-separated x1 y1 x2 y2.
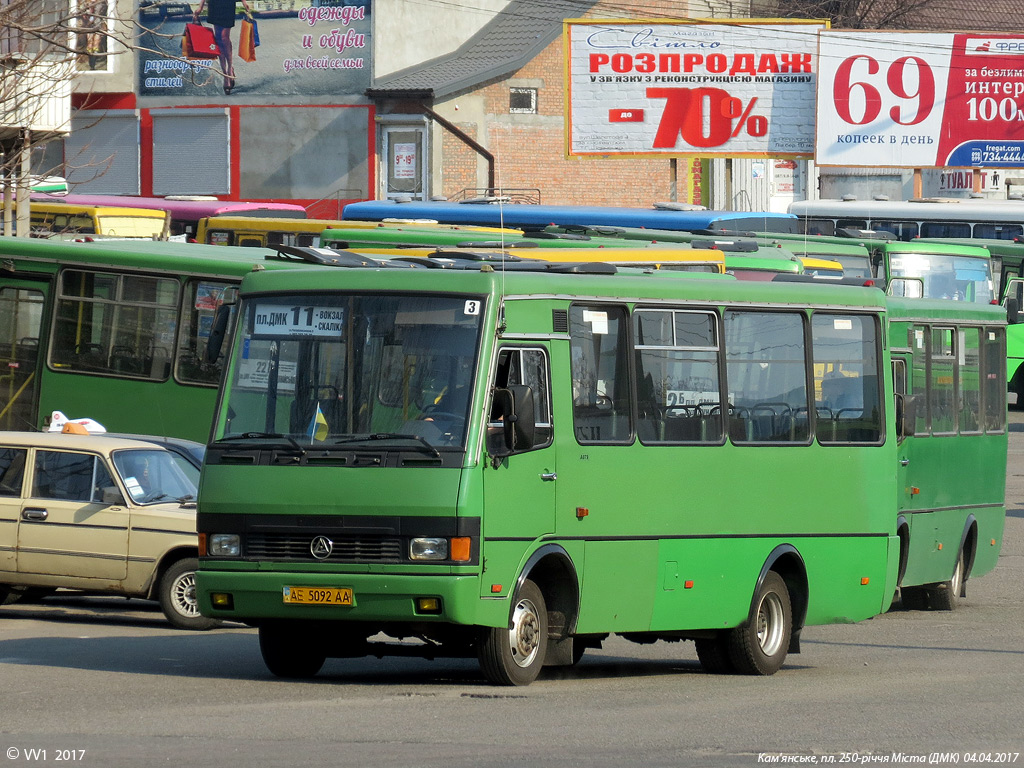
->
208 534 241 557
410 538 448 560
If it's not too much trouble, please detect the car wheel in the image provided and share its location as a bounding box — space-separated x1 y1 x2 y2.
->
158 558 219 630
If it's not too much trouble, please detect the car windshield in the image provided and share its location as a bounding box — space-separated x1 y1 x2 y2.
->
111 448 198 504
888 252 994 302
216 293 484 450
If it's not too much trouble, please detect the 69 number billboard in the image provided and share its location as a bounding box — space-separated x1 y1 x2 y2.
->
565 20 824 158
816 31 1024 167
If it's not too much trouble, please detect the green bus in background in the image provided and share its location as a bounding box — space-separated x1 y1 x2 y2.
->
0 237 364 439
887 296 1007 609
195 263 902 685
916 237 1024 403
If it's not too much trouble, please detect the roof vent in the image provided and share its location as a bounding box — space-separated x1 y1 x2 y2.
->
652 201 707 211
841 194 857 202
872 194 889 201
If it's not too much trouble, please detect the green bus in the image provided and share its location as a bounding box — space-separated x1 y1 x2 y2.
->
753 234 873 279
915 237 1024 401
888 296 1007 609
0 237 359 439
195 263 902 685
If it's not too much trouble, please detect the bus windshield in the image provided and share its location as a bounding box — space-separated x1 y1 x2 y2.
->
218 294 484 449
888 252 994 302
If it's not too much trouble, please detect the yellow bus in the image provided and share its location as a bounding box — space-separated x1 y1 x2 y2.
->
2 204 169 239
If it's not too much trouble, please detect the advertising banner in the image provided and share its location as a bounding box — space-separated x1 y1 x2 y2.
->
816 31 1024 167
565 20 824 158
137 1 371 99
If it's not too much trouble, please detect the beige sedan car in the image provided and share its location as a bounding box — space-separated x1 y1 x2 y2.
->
0 432 216 630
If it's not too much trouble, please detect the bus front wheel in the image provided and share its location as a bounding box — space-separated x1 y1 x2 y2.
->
478 579 548 686
728 571 792 675
259 624 326 679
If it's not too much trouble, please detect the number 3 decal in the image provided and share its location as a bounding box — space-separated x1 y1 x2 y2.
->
464 300 481 316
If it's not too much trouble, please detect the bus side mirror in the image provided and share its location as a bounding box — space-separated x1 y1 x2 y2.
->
204 304 233 365
895 393 916 439
491 385 537 459
1006 296 1020 325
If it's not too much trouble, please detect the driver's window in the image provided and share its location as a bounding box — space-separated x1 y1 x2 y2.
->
489 347 553 454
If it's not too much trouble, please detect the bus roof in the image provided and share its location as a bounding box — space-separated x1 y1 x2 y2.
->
0 235 319 277
28 203 169 218
31 193 307 219
236 254 886 309
342 200 798 233
320 225 644 250
789 197 1024 223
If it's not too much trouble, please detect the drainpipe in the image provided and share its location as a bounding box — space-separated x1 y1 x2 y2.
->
419 105 495 192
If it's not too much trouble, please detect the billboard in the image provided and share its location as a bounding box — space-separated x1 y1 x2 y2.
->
816 31 1024 167
137 1 371 99
565 20 825 158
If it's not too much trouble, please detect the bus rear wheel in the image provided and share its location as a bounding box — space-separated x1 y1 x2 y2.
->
728 571 792 675
478 579 547 686
259 624 326 679
930 548 966 611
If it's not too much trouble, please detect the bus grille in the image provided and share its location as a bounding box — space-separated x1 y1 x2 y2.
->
244 534 404 562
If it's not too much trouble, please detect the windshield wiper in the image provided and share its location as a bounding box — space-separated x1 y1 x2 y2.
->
216 432 305 454
368 433 442 459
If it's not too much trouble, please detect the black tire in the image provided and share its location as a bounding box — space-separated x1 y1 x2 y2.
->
259 624 326 679
727 571 792 675
929 547 966 611
158 558 219 631
695 636 736 674
18 587 57 603
478 579 548 686
899 585 931 611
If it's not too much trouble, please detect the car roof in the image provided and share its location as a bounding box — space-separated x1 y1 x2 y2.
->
0 431 176 453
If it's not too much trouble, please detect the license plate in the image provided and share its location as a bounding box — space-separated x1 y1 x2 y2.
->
282 586 353 606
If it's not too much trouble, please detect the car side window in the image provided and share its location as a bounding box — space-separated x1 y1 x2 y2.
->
33 451 97 502
0 448 27 497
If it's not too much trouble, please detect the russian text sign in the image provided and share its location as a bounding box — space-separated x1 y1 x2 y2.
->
817 31 1024 167
565 20 824 158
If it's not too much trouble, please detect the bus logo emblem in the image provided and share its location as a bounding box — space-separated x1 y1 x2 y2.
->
310 536 334 559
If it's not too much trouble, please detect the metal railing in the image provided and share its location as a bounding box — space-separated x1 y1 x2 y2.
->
448 188 541 204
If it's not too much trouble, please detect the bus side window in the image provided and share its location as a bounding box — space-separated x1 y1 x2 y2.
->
812 314 882 444
724 310 809 444
570 305 631 444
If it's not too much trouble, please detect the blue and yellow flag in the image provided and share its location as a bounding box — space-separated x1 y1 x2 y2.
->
308 403 329 442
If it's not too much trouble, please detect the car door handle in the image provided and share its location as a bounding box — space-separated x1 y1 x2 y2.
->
540 472 557 481
900 459 910 467
22 507 48 521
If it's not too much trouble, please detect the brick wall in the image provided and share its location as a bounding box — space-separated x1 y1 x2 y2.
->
435 0 714 206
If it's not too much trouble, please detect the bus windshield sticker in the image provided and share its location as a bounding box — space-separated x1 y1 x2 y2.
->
833 318 853 331
582 310 609 334
195 283 225 311
464 300 481 316
252 303 345 338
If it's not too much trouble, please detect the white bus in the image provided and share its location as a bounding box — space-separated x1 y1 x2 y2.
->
790 198 1024 241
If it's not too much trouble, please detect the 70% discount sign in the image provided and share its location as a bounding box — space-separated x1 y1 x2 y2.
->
637 88 769 148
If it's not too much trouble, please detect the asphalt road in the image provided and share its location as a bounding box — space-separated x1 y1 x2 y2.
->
1 417 1023 767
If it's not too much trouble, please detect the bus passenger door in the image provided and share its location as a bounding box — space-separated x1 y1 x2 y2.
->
0 280 50 431
481 347 556 582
